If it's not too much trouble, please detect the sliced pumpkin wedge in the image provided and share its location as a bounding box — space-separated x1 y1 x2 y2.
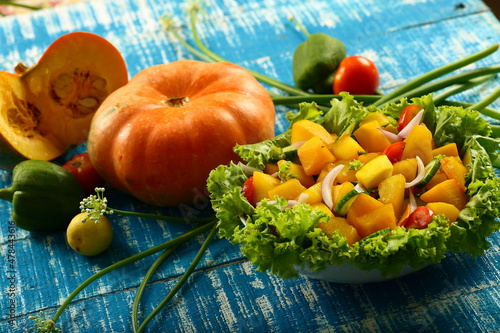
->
0 32 128 170
0 72 65 169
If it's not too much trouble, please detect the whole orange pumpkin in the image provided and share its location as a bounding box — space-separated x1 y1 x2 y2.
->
87 60 275 206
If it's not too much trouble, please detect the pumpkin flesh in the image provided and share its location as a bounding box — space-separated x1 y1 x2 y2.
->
88 60 276 206
0 32 128 170
0 72 64 169
21 32 129 147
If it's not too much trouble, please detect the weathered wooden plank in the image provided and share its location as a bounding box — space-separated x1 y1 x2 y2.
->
0 0 499 332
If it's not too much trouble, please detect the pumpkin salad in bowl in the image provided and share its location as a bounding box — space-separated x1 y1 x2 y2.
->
207 93 500 283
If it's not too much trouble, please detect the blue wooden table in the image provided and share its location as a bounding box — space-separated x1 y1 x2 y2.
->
1 0 500 332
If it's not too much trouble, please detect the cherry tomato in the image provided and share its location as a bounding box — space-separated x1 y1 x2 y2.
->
63 153 104 195
404 206 434 229
382 141 406 163
242 176 255 206
397 104 422 131
333 55 380 95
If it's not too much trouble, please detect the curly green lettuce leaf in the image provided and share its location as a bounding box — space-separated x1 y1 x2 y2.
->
463 135 500 183
432 105 492 149
207 162 254 239
321 92 371 136
233 198 330 279
233 132 290 170
299 228 352 272
285 101 323 124
449 177 500 255
351 218 451 276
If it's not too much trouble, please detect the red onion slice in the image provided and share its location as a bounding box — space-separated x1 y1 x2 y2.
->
290 141 306 149
409 190 418 213
379 128 402 143
354 182 365 191
239 215 248 226
405 156 425 188
397 109 424 139
321 165 345 210
297 192 310 203
240 164 262 175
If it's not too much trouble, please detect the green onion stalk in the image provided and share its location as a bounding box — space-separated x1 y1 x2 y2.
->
30 188 218 333
0 1 42 11
132 225 218 332
166 2 500 124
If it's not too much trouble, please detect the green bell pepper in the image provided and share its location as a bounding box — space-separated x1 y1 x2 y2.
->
0 160 85 231
292 33 347 94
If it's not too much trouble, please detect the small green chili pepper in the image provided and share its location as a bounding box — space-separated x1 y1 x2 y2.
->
292 33 347 94
0 160 85 231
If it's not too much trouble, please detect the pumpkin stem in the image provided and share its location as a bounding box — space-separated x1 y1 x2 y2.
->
164 97 189 107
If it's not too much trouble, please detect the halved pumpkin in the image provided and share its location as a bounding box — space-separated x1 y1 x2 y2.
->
0 72 64 168
0 32 128 170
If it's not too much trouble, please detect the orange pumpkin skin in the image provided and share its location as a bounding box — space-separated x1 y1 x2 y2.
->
87 60 276 206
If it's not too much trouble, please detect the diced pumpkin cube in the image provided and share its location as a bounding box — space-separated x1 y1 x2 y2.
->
392 157 417 183
318 216 361 245
331 134 365 160
331 181 355 211
316 162 336 183
317 161 357 184
349 203 397 238
291 119 334 147
419 179 468 210
297 136 336 176
252 171 280 203
359 112 391 127
268 179 307 200
264 162 279 175
378 174 406 219
355 154 394 189
440 156 468 191
384 123 397 133
432 143 459 158
334 160 358 183
298 183 323 204
425 202 460 223
462 149 472 167
353 120 392 153
310 202 334 217
357 152 379 165
277 160 315 188
346 193 384 224
402 124 434 164
424 169 448 190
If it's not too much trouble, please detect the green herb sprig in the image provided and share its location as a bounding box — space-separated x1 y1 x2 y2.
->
30 188 217 332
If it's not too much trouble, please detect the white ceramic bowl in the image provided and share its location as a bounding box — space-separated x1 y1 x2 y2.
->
296 263 425 284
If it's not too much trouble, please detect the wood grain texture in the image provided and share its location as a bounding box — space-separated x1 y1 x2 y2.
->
0 0 499 332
